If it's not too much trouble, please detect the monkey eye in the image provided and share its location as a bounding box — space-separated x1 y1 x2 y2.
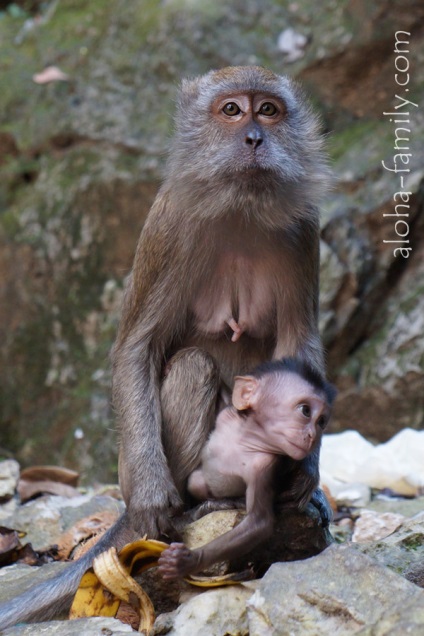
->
259 102 277 116
222 102 241 116
300 404 311 418
317 415 327 430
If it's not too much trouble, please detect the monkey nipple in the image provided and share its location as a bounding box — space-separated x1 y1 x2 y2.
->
227 318 244 342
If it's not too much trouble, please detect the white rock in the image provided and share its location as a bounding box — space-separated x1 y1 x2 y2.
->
321 430 374 483
276 28 307 62
357 428 424 495
0 460 20 499
320 472 371 507
321 428 424 496
352 509 405 543
161 586 252 635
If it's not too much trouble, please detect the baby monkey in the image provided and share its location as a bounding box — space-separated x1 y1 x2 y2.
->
158 357 336 580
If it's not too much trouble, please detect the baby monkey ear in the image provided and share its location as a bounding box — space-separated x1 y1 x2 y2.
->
232 375 259 410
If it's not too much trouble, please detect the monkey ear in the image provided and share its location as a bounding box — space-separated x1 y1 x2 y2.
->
232 376 259 410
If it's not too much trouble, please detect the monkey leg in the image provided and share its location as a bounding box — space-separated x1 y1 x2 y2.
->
187 469 210 500
161 347 220 496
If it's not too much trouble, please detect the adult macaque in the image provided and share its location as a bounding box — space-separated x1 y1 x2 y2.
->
0 66 330 629
158 358 335 580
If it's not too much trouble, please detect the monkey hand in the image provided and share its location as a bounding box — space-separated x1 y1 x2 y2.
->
158 542 201 580
127 483 183 540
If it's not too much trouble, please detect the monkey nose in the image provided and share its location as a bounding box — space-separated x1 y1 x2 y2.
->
245 128 263 149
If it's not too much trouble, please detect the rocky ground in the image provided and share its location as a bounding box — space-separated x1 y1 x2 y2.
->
0 445 423 635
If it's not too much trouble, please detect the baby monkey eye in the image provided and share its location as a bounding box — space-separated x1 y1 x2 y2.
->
300 404 311 418
222 102 241 116
317 415 327 430
259 102 277 116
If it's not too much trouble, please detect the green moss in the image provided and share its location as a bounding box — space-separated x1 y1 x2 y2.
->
0 0 115 147
328 120 378 162
400 534 424 551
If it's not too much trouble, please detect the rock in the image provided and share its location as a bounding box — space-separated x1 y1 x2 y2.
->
276 28 308 62
2 617 136 635
330 205 424 441
0 132 19 165
321 429 424 496
319 240 351 344
320 430 374 483
247 544 424 634
0 460 20 500
356 429 424 495
151 585 252 636
1 494 124 551
183 510 243 576
0 498 18 522
352 510 405 543
320 472 371 507
367 495 424 518
181 502 332 577
230 502 333 575
356 511 424 581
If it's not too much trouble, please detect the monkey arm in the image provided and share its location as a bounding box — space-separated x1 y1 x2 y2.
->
277 445 320 507
113 336 182 537
276 442 333 526
112 193 192 537
274 215 324 373
158 464 275 580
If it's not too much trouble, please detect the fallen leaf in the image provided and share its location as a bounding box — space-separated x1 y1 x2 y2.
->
57 511 119 560
13 543 41 566
17 465 80 502
321 484 338 514
20 466 79 486
32 66 69 84
18 479 80 503
0 527 20 565
0 527 56 567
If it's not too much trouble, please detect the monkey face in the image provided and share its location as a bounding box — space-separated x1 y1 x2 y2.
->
172 66 328 190
209 92 288 172
236 371 331 461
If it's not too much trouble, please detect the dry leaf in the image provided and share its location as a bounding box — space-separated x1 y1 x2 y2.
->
0 527 20 565
18 466 80 503
321 484 338 514
18 479 80 503
20 466 79 486
32 66 69 84
57 511 119 560
0 527 56 567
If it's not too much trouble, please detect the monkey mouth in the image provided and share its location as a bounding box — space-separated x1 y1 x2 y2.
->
287 440 310 458
237 161 274 175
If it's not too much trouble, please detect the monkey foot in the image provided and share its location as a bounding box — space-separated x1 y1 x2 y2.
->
158 542 199 580
227 318 244 342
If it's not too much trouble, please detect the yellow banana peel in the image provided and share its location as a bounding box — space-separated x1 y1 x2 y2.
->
69 538 246 632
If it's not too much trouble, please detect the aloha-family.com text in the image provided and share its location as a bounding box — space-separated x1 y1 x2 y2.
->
381 31 418 259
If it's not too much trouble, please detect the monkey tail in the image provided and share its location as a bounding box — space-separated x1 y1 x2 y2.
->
0 513 133 630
